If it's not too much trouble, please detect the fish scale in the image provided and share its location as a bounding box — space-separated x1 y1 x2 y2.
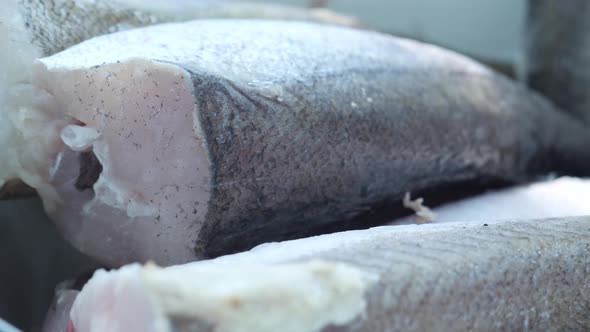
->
15 19 584 265
56 217 590 332
0 0 359 200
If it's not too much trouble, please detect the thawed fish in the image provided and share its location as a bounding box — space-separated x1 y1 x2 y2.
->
48 217 590 332
20 20 590 266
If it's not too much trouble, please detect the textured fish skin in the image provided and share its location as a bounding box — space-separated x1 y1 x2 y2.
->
55 217 590 332
526 0 590 123
195 62 588 258
34 20 590 265
18 0 361 55
0 0 359 199
0 179 36 200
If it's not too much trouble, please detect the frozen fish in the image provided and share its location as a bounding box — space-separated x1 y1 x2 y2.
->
393 177 590 224
55 217 590 331
17 20 590 265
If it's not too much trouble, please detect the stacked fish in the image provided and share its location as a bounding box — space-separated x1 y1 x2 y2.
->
0 1 588 331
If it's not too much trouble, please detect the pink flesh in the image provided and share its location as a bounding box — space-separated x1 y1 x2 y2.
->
32 59 212 266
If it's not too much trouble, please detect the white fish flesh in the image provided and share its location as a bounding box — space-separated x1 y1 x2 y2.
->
55 216 590 331
19 20 590 266
0 0 359 198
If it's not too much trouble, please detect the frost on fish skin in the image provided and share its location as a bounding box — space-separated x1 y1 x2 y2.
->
32 58 212 265
0 1 67 207
402 192 436 223
0 0 360 200
526 0 590 124
69 261 376 332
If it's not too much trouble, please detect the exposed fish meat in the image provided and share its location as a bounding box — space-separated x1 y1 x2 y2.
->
526 0 590 123
0 0 359 198
54 217 590 331
22 20 590 266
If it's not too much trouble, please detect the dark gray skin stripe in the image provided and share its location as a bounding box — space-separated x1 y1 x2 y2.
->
526 0 590 124
186 63 590 258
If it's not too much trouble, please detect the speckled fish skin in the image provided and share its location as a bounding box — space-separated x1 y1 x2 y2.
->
42 288 78 332
196 61 589 259
44 217 590 332
0 0 359 199
35 20 590 265
19 0 360 55
526 0 590 123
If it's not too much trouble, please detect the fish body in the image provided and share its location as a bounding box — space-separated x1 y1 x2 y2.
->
55 217 590 331
27 20 590 265
41 175 590 331
526 0 590 123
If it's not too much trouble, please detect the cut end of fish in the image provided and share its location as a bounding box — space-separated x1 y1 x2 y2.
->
69 261 375 332
27 58 212 265
56 217 590 331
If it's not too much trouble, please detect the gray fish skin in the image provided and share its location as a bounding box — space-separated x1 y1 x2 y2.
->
197 63 589 257
0 0 359 200
18 0 360 56
35 20 590 265
53 217 590 331
526 0 590 123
